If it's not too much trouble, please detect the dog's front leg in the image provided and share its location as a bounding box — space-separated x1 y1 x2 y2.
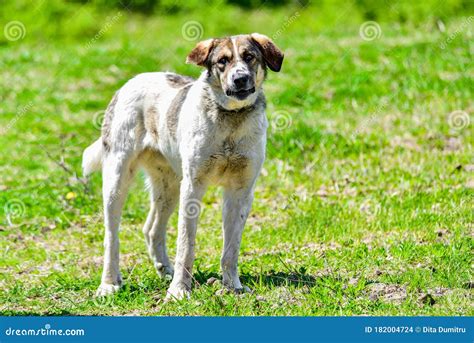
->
166 177 207 301
221 185 255 292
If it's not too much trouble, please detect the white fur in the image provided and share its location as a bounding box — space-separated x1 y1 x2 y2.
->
83 69 268 301
82 138 103 176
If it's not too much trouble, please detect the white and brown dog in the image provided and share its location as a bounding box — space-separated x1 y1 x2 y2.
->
82 33 284 300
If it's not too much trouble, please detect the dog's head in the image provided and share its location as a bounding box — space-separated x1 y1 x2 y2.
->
186 33 284 108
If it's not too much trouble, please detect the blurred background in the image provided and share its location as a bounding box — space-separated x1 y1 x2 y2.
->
0 1 472 315
1 0 473 42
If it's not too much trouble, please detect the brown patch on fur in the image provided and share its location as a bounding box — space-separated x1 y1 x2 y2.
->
166 84 191 139
186 39 215 66
137 147 169 169
235 36 268 87
145 105 159 142
209 38 235 81
101 91 119 151
220 137 250 173
197 137 251 188
235 35 261 55
250 33 284 72
166 73 195 88
217 153 249 176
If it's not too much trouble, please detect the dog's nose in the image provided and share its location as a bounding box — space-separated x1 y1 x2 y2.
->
233 74 249 89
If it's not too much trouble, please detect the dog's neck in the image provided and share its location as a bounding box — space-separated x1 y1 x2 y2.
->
199 71 261 112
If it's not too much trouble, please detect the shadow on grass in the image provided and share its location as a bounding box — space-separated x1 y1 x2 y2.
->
194 268 337 289
0 309 76 316
242 271 320 288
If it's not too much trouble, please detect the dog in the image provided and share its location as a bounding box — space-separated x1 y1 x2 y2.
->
82 33 284 300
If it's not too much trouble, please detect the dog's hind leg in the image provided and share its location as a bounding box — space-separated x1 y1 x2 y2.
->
142 162 179 279
96 151 138 296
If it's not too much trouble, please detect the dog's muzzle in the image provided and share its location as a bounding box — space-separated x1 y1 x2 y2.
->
226 87 255 100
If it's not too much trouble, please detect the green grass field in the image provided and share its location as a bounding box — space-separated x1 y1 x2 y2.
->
0 1 473 315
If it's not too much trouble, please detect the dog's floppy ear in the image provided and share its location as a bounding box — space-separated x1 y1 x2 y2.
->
250 33 284 72
186 39 215 67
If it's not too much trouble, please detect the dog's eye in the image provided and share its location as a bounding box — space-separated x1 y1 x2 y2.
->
218 57 228 65
244 54 254 63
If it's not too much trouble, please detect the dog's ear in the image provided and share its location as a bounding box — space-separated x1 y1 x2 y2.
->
186 39 215 67
250 33 284 72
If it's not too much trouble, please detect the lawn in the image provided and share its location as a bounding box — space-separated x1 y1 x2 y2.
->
0 1 473 316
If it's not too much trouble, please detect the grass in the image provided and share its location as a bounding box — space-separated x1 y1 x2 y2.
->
0 2 473 316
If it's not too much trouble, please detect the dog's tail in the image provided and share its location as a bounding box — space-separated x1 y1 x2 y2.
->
82 138 103 176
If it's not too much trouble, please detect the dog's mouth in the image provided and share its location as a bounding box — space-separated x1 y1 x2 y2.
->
226 87 255 100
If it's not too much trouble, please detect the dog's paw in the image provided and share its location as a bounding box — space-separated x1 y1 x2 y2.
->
165 282 191 302
222 277 251 294
233 285 252 294
155 263 174 281
95 283 121 297
217 285 252 296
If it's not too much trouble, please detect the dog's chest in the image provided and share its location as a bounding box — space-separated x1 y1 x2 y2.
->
199 136 252 185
